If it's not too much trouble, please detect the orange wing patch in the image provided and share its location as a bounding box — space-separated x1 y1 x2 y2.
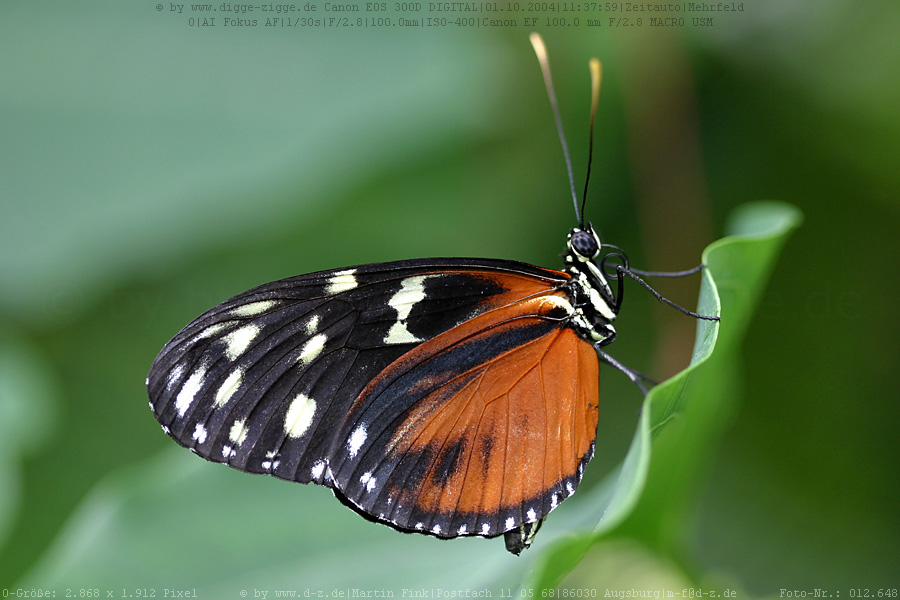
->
402 327 598 534
332 292 599 537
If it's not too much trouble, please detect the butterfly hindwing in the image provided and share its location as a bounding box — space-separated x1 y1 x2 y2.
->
328 292 600 539
146 258 572 493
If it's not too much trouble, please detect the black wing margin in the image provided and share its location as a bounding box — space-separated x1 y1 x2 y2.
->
146 258 568 490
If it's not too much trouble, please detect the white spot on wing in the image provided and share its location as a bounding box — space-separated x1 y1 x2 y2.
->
457 524 468 535
262 451 279 470
166 364 185 392
527 508 537 522
347 425 367 458
505 517 515 530
230 300 277 318
415 522 424 531
432 524 442 535
551 493 559 509
229 419 248 446
481 523 491 535
324 465 337 485
566 482 575 496
383 275 431 344
193 322 232 342
222 324 260 360
222 445 235 458
325 269 357 294
360 472 377 493
192 423 208 444
311 460 326 479
297 333 327 367
384 322 420 345
175 365 207 417
304 314 320 335
284 393 317 439
214 368 244 408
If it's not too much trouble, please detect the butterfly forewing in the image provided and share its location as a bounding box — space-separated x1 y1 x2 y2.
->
146 259 575 493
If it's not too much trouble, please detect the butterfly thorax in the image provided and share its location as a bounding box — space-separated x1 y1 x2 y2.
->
562 226 618 345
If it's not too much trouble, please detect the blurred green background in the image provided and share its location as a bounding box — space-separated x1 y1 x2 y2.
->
1 0 897 594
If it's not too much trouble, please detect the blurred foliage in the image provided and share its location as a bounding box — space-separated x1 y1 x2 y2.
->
2 0 898 594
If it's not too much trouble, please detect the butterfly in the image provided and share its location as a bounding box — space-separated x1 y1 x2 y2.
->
145 34 719 555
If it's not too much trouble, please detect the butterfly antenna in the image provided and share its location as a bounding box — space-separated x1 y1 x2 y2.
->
530 33 580 227
580 58 602 227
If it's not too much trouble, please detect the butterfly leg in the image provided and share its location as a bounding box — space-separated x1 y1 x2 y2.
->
616 266 719 322
593 342 657 396
628 264 705 278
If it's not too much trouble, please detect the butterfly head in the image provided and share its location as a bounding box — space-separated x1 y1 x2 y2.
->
567 223 601 261
561 222 620 346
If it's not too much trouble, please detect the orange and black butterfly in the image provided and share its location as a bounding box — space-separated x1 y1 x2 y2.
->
146 34 718 555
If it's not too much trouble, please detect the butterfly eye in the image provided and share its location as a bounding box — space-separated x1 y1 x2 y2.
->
568 229 599 259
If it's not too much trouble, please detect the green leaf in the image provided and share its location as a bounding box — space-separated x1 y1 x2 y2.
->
528 201 802 589
19 449 534 592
